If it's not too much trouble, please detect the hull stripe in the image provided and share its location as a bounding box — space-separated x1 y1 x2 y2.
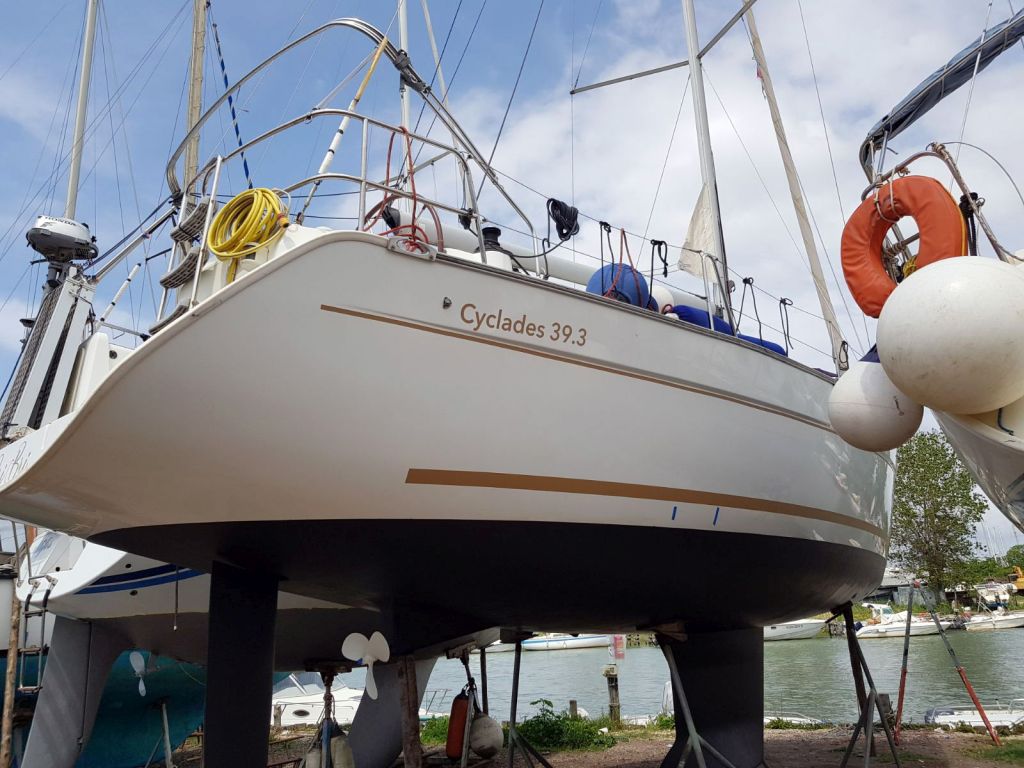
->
405 468 886 539
76 569 203 595
320 304 834 433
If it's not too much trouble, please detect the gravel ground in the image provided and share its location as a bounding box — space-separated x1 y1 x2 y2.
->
176 727 1022 766
499 729 1020 768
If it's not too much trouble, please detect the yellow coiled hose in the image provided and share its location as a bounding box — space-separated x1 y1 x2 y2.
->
207 188 290 282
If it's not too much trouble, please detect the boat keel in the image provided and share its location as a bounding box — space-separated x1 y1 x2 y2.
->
660 628 765 768
204 561 278 767
22 616 126 768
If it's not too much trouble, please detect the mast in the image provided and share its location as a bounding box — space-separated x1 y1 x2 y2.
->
397 0 411 210
745 10 845 369
64 0 100 219
183 0 208 195
681 0 731 318
398 0 411 132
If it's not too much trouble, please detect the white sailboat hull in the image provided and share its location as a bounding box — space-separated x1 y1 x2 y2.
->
0 231 890 637
935 411 1024 532
964 612 1024 631
763 619 826 641
521 634 609 651
856 620 951 638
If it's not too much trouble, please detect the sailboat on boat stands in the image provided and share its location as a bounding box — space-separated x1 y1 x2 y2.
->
0 3 891 765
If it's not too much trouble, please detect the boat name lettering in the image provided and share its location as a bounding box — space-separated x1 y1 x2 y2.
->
0 442 31 486
459 303 587 347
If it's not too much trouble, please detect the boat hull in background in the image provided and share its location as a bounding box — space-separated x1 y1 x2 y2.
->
521 634 609 651
0 231 891 645
763 619 826 641
936 411 1024 533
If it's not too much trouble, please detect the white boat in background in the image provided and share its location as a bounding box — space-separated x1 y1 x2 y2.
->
521 634 610 651
963 609 1024 632
271 676 449 727
763 618 825 641
856 603 950 639
926 699 1024 729
763 711 826 726
271 677 365 728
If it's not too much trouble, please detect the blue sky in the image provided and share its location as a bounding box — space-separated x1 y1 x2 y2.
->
1 0 1023 551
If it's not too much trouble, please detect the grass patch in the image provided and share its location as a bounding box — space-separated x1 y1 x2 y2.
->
420 715 450 745
970 739 1024 765
764 718 831 731
517 700 616 750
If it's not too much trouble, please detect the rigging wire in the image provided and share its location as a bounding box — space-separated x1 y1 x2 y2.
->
413 0 488 146
703 69 866 354
572 0 604 90
0 1 192 268
640 74 691 244
97 11 137 330
4 19 82 276
791 3 844 223
747 10 870 350
789 3 872 348
208 1 252 188
940 140 1024 211
46 7 85 216
411 0 464 135
0 0 75 85
478 0 545 200
953 0 995 169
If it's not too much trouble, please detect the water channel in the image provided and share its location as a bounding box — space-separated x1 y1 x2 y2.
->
337 630 1024 724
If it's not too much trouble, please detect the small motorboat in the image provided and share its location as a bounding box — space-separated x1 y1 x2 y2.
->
763 618 826 641
521 634 610 651
963 608 1024 632
855 603 951 639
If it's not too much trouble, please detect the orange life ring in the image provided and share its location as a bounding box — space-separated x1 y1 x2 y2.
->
841 175 966 318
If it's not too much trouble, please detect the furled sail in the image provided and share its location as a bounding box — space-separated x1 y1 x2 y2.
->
679 184 714 278
860 7 1024 173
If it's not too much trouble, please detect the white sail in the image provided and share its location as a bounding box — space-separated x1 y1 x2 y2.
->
679 184 714 278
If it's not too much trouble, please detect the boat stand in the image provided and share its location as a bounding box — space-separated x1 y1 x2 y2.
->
837 604 901 768
893 582 1000 746
506 634 553 768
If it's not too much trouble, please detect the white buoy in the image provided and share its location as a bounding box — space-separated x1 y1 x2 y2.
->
469 715 503 758
828 360 922 451
651 284 674 313
877 256 1024 414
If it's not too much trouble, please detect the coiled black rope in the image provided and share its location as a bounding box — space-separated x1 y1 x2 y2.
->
546 198 580 242
959 192 981 256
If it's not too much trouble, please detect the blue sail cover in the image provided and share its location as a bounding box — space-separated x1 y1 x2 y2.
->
860 8 1024 171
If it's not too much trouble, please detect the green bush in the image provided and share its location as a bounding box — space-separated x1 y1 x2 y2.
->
516 699 615 750
420 715 450 745
649 712 676 731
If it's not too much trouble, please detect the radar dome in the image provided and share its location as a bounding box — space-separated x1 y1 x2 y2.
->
828 360 922 451
877 256 1024 414
470 715 503 758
